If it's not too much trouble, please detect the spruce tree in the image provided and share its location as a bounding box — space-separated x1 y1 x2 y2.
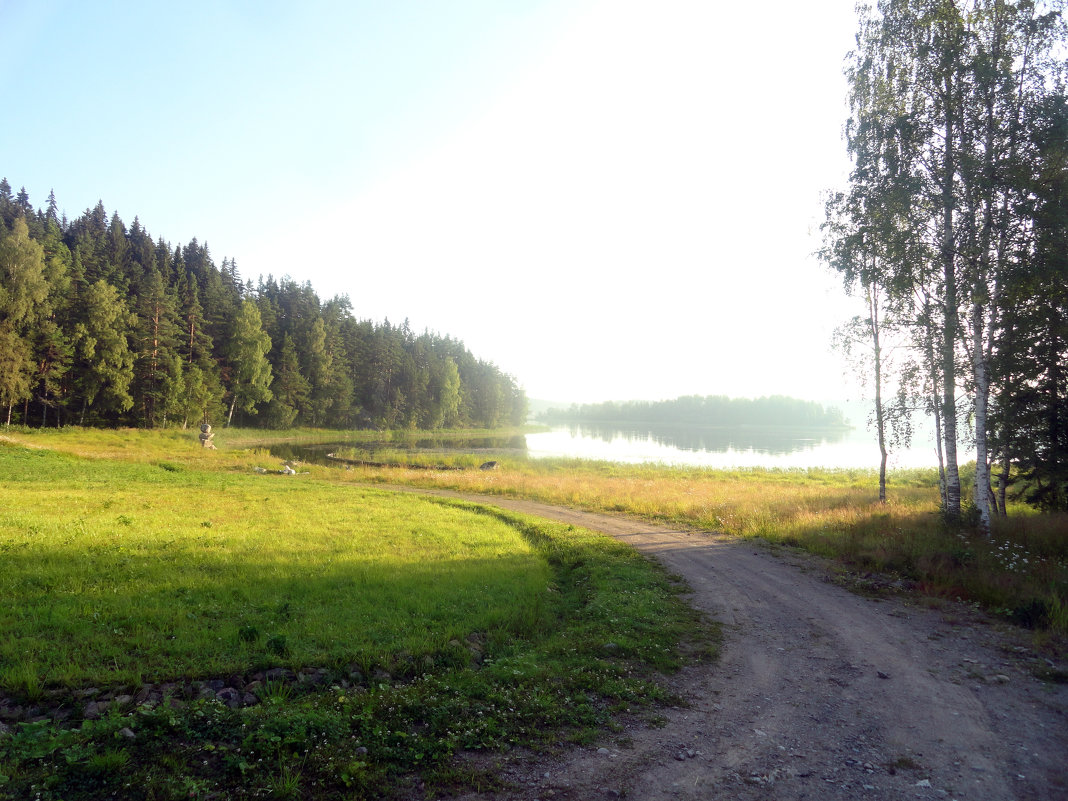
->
132 268 182 426
71 280 135 423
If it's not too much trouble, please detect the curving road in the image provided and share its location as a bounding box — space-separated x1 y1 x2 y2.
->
388 486 1068 801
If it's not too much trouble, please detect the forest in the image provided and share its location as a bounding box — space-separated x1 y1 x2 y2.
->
822 0 1068 518
537 395 849 429
0 183 526 431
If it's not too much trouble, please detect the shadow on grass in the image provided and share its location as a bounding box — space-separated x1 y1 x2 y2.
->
0 550 549 692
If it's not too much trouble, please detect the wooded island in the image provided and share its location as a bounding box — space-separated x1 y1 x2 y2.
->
538 395 849 429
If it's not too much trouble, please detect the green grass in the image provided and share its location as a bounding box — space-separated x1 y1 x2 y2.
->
0 457 548 687
9 427 1063 639
313 444 1067 639
0 431 712 800
327 444 496 470
3 424 1065 799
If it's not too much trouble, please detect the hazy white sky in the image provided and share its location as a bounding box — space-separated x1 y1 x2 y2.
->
2 0 863 404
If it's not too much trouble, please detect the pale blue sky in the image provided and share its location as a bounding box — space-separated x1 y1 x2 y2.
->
2 0 862 404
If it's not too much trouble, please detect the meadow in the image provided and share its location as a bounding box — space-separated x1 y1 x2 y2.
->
0 428 711 800
1 425 1064 799
327 441 1068 638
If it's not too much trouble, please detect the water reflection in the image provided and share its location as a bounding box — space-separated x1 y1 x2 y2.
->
558 422 848 456
526 424 946 469
268 426 947 471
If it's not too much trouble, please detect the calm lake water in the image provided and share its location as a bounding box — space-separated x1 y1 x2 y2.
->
274 424 963 471
525 423 957 470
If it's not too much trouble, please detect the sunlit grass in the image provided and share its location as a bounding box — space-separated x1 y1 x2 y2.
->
0 429 712 800
334 451 1068 636
328 444 497 470
6 426 1064 638
344 455 937 535
0 443 549 689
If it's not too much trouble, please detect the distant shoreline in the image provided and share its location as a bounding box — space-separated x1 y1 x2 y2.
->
537 418 853 432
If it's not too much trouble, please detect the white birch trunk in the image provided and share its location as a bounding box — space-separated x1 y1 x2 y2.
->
922 294 948 509
972 302 992 534
941 98 962 520
868 282 887 503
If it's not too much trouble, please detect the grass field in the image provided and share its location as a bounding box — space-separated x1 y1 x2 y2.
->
1 425 1065 799
332 446 1068 638
0 428 712 800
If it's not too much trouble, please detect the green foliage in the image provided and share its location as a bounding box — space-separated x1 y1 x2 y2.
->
0 216 48 327
0 186 527 431
826 0 1068 519
0 322 32 419
130 267 182 427
226 299 273 424
0 217 50 419
265 333 309 429
71 279 136 420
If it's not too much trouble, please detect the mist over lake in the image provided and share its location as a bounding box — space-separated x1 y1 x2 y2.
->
274 420 956 472
525 395 955 470
525 422 948 470
273 397 963 472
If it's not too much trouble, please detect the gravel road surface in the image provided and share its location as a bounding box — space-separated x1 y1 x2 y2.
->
390 487 1068 801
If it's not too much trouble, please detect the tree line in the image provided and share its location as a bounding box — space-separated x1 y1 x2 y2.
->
537 395 848 429
0 183 526 431
823 0 1067 519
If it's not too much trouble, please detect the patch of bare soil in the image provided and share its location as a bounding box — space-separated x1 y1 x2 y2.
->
389 488 1068 801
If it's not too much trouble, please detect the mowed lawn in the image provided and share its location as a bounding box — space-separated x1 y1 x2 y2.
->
0 442 548 691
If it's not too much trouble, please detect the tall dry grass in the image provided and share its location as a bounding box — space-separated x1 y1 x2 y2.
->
343 457 1068 635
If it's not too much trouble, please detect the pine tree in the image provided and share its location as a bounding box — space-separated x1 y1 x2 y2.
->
265 333 310 429
0 178 13 228
45 190 59 227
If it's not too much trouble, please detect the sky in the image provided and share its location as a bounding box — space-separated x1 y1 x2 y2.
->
2 0 864 405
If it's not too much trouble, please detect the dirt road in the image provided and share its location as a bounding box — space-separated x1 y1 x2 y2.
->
392 487 1067 801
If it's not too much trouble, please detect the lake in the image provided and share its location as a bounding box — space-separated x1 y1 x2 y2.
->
275 423 958 471
525 422 956 470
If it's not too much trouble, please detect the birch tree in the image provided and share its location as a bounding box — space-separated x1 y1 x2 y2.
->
836 0 1067 530
954 0 1065 531
225 299 272 426
0 217 49 423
